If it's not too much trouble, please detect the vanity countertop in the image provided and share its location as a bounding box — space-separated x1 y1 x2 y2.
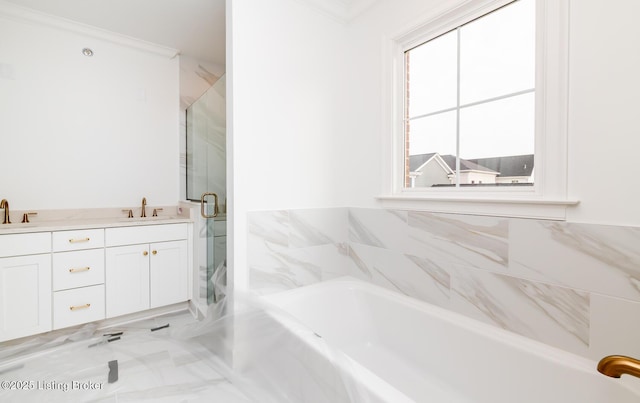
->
0 206 194 235
0 217 193 235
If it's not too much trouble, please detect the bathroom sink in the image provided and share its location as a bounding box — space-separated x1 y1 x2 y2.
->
0 222 38 230
117 216 180 223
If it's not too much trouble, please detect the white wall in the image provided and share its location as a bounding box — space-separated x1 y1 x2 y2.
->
228 0 350 291
343 0 449 207
0 6 179 210
565 0 640 226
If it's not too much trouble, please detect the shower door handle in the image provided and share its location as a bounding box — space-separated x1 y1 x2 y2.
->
200 192 219 218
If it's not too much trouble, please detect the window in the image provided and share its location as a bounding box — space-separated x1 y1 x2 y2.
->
380 0 575 219
405 0 535 189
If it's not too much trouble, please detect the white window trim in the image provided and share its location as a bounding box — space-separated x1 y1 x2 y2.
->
378 0 577 220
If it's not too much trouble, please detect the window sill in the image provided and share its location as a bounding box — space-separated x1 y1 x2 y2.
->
375 195 579 220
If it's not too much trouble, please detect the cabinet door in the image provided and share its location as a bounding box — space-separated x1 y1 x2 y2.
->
0 254 51 341
105 245 150 318
150 240 188 308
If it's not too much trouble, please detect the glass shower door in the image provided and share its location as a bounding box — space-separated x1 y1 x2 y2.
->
186 75 226 305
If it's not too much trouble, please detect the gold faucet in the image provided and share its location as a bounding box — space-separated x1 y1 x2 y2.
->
0 199 10 224
597 355 640 378
141 197 147 218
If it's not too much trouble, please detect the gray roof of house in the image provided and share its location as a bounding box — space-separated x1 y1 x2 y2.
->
467 154 534 177
409 153 534 177
440 155 498 173
409 153 437 171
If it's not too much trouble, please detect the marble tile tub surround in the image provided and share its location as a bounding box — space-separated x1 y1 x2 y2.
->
248 207 640 361
247 209 351 294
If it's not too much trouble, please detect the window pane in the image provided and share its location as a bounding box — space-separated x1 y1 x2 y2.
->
406 30 457 118
459 0 535 104
459 92 534 185
409 111 457 156
406 111 456 188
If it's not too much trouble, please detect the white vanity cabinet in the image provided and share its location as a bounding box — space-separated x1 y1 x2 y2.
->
105 244 150 317
0 232 52 342
51 229 105 330
149 240 188 308
105 224 188 318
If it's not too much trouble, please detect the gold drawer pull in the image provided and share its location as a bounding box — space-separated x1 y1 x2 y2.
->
69 237 90 243
152 250 157 255
69 267 91 273
143 251 148 256
69 303 91 311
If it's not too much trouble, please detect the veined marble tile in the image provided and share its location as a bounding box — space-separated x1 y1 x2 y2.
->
321 243 361 280
451 268 590 355
248 241 322 295
406 211 509 273
348 208 408 251
249 240 352 296
290 208 348 248
347 243 451 308
589 293 640 361
510 220 640 302
248 210 293 294
247 210 290 247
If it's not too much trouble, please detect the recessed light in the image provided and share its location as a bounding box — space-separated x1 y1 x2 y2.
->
82 48 94 57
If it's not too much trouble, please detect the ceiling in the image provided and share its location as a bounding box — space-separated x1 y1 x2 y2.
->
2 0 226 65
2 0 379 66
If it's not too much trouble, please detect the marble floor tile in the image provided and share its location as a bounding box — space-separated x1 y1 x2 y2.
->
0 311 256 403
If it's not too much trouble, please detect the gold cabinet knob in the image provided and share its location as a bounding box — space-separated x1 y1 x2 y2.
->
143 251 148 256
152 250 157 255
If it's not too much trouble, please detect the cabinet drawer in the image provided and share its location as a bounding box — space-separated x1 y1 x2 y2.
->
105 223 188 247
52 229 104 252
52 249 105 291
0 232 51 258
53 285 105 330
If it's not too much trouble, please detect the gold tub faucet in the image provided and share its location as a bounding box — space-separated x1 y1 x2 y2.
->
0 199 10 224
597 355 640 379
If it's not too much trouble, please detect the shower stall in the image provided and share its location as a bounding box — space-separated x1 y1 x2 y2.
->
185 74 227 306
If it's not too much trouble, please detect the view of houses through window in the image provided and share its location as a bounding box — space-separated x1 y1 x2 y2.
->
404 0 535 188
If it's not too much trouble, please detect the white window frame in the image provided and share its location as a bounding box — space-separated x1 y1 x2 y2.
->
378 0 577 219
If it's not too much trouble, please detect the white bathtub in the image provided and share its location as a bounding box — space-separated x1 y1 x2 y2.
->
262 277 640 403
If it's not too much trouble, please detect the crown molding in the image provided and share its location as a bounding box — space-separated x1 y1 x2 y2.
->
0 0 179 58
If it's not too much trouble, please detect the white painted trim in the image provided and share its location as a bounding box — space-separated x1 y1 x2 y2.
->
376 195 578 220
396 0 516 51
0 0 179 58
381 0 572 219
